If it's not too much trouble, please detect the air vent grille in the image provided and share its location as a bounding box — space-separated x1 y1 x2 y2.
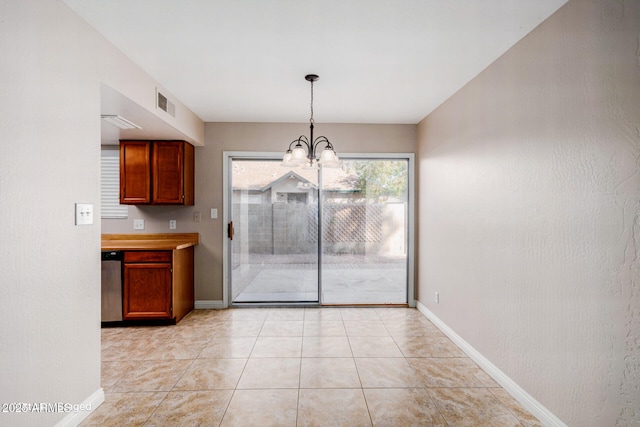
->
157 90 176 117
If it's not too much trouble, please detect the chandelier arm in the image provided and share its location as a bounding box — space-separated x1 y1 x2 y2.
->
313 136 332 147
311 136 332 159
287 136 310 151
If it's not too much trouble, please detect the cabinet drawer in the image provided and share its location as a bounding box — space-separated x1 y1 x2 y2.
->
124 251 172 263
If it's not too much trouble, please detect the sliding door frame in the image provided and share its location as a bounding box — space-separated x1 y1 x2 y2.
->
222 151 415 308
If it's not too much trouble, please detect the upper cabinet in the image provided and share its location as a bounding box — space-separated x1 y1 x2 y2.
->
119 141 151 204
120 140 194 205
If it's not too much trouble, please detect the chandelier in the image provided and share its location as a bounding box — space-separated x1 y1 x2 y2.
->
281 74 340 169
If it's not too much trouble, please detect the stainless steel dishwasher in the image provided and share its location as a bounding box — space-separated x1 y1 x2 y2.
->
101 251 123 322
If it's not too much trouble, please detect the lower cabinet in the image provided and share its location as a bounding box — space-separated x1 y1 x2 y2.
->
123 248 194 322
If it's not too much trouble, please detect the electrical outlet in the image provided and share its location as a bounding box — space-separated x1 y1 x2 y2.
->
194 212 201 222
435 292 440 304
133 219 144 230
169 220 177 230
211 208 218 219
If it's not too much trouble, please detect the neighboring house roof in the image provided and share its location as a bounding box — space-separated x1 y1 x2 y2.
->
232 161 359 192
259 171 316 192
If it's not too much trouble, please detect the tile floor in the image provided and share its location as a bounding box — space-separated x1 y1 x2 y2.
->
82 307 542 427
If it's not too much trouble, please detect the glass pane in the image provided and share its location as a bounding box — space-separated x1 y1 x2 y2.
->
230 159 319 303
321 159 408 304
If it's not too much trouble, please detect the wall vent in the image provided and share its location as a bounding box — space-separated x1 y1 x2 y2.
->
157 90 176 117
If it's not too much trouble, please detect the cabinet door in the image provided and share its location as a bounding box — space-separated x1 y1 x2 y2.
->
120 141 151 204
153 141 185 204
123 262 172 319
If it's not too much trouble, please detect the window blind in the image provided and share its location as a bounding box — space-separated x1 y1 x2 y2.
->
101 149 128 219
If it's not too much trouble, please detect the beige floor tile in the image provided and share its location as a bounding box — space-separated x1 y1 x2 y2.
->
173 358 246 390
101 361 138 390
198 336 257 358
303 320 347 336
302 336 352 357
144 390 233 427
364 388 448 427
101 340 114 354
379 316 435 328
408 357 498 388
250 336 302 357
348 336 404 358
215 320 264 336
490 388 544 427
221 389 298 427
297 388 372 427
300 358 361 388
162 324 219 340
304 307 343 320
428 387 522 427
266 308 306 320
237 358 301 389
139 337 210 360
118 325 178 341
394 335 467 358
95 308 541 426
383 319 444 337
260 320 304 336
101 339 156 362
101 327 129 343
340 308 381 320
79 392 167 427
110 360 192 392
181 308 231 322
355 358 422 388
344 320 390 337
375 308 427 321
226 309 270 321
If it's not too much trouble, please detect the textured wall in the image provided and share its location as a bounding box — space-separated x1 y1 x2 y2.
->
417 0 640 425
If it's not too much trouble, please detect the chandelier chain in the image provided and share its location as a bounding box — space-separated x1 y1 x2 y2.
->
310 79 314 125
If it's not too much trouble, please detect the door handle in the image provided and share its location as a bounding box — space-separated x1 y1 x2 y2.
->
228 221 234 240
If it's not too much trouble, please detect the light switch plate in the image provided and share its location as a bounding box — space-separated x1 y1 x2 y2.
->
194 212 201 222
133 219 144 230
75 203 93 225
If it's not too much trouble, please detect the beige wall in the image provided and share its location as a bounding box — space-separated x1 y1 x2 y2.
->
416 0 640 425
0 1 203 425
103 122 416 301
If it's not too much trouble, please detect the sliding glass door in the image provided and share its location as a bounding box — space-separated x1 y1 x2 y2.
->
230 159 319 303
227 154 411 306
320 159 408 304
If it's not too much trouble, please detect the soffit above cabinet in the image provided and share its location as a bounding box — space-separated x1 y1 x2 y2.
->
101 84 201 146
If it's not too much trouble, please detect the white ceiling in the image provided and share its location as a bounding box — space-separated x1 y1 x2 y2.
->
65 0 567 125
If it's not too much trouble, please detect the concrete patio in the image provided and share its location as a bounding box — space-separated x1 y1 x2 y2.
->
232 254 407 304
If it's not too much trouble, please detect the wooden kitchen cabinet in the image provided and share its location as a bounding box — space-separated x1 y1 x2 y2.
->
119 141 151 204
120 140 194 205
122 248 194 322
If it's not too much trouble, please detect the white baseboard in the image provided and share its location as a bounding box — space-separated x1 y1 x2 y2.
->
416 302 566 427
194 300 226 309
53 387 105 427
